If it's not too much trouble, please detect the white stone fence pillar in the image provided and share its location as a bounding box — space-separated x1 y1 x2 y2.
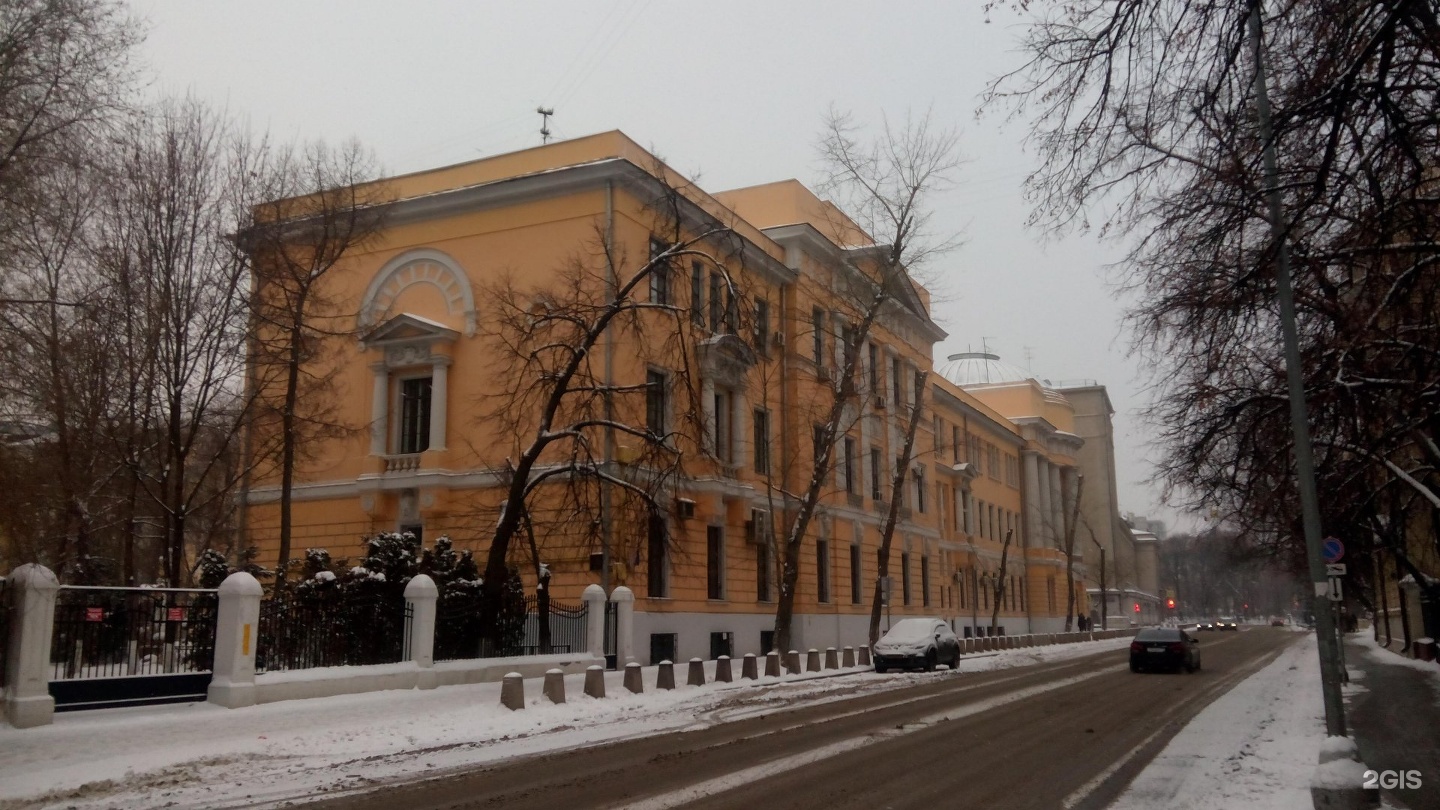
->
583 584 606 659
405 574 438 689
610 586 635 666
4 563 59 728
207 571 262 709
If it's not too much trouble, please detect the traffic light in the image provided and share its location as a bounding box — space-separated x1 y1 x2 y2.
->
1166 598 1176 609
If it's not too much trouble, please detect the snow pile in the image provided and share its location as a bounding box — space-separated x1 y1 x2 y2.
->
0 637 1131 809
1109 635 1325 810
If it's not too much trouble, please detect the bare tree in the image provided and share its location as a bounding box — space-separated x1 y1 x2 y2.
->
868 371 927 645
768 111 962 654
245 140 390 580
988 528 1016 634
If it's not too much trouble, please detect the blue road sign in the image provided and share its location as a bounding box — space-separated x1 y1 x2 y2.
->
1322 537 1345 563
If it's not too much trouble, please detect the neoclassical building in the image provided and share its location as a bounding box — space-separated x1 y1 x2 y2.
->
244 132 1108 662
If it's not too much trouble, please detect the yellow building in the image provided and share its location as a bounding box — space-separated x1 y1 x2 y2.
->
244 132 1093 662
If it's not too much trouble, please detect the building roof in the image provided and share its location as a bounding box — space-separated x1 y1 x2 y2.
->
937 352 1036 387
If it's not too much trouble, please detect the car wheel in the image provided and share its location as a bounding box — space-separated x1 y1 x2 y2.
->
1130 662 1141 673
875 661 888 673
924 650 937 672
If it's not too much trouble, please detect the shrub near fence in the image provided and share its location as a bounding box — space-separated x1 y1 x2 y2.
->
256 587 412 673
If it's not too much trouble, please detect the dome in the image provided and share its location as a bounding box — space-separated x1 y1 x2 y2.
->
938 352 1034 387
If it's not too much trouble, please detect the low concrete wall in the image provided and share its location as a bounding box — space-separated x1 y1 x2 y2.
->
252 653 603 705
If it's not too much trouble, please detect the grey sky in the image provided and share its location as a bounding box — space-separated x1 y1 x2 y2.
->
133 0 1179 529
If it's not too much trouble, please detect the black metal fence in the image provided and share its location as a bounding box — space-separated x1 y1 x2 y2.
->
256 588 413 673
604 601 618 669
433 592 592 662
48 586 219 680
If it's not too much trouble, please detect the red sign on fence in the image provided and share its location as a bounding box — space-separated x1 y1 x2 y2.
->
167 607 184 622
84 607 104 622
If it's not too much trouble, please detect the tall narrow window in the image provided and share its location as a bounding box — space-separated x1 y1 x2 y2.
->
868 342 879 392
813 424 827 468
753 408 770 474
646 370 667 437
707 526 725 599
648 238 671 304
399 377 432 454
756 544 772 602
754 298 769 350
915 467 926 513
816 539 830 603
921 555 931 607
714 391 732 463
952 426 961 463
962 490 972 534
850 544 862 603
709 271 723 331
891 356 902 404
871 447 883 500
690 261 705 325
647 512 668 598
843 437 857 495
901 551 912 605
811 307 825 365
724 282 737 334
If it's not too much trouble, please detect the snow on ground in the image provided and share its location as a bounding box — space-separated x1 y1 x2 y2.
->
1355 633 1440 701
0 636 1131 810
1109 634 1324 810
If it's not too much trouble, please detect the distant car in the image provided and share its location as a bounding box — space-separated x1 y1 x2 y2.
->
1196 621 1215 631
1130 627 1201 673
1270 617 1286 627
873 618 960 672
1217 617 1239 631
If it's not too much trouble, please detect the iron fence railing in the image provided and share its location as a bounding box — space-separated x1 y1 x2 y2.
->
433 591 591 662
48 586 219 681
256 588 413 673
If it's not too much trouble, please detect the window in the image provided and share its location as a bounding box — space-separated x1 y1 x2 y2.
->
690 261 704 325
753 409 770 474
647 513 668 597
915 467 926 513
901 551 912 605
870 447 883 501
760 630 775 655
843 437 857 495
811 307 825 365
754 298 769 350
952 426 961 463
867 342 879 392
850 544 862 604
399 377 432 454
977 499 986 537
710 632 733 660
709 271 723 331
891 356 902 404
990 504 997 541
707 526 725 599
649 238 672 305
724 281 738 334
649 633 677 665
817 539 830 603
646 370 667 437
756 543 772 602
988 444 1002 480
961 490 972 534
714 391 733 463
921 555 931 607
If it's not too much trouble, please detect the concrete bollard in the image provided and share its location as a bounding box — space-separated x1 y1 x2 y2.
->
657 660 676 690
842 646 855 667
206 571 262 711
784 650 802 674
3 564 60 728
715 655 732 683
624 662 644 693
687 657 706 687
806 648 821 672
1311 736 1380 809
742 653 758 680
543 668 566 704
858 645 871 666
404 574 438 690
500 672 525 710
584 665 606 699
825 647 839 669
765 651 781 677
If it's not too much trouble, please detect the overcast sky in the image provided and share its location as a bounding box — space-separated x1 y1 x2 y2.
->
132 0 1183 532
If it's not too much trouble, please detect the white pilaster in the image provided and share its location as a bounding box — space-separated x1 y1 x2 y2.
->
1049 464 1064 550
370 362 389 456
1023 452 1042 548
428 356 450 451
1036 457 1052 547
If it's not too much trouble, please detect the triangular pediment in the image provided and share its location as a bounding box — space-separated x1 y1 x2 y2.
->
363 313 460 345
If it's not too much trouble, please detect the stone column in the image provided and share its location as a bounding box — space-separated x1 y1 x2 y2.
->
1049 464 1065 550
208 571 262 709
4 564 59 728
610 586 635 665
370 362 389 455
1023 452 1042 548
428 356 450 451
405 574 438 690
1036 458 1053 547
583 584 607 659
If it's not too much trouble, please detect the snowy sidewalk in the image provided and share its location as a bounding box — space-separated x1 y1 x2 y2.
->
0 637 1131 809
1109 633 1325 810
1347 634 1440 810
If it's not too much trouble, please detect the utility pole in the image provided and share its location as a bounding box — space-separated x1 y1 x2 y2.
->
1248 0 1347 737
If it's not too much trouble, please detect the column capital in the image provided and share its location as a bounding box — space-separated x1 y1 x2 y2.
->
428 355 453 368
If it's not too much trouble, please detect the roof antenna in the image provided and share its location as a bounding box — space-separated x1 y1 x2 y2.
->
1023 345 1035 372
537 106 555 144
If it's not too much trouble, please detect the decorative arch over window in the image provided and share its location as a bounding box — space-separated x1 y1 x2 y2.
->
359 248 477 337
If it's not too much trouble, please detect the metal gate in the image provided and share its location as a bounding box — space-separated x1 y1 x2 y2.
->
48 586 218 711
604 601 618 669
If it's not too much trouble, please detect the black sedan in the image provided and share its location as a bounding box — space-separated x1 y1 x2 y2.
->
1129 627 1201 673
